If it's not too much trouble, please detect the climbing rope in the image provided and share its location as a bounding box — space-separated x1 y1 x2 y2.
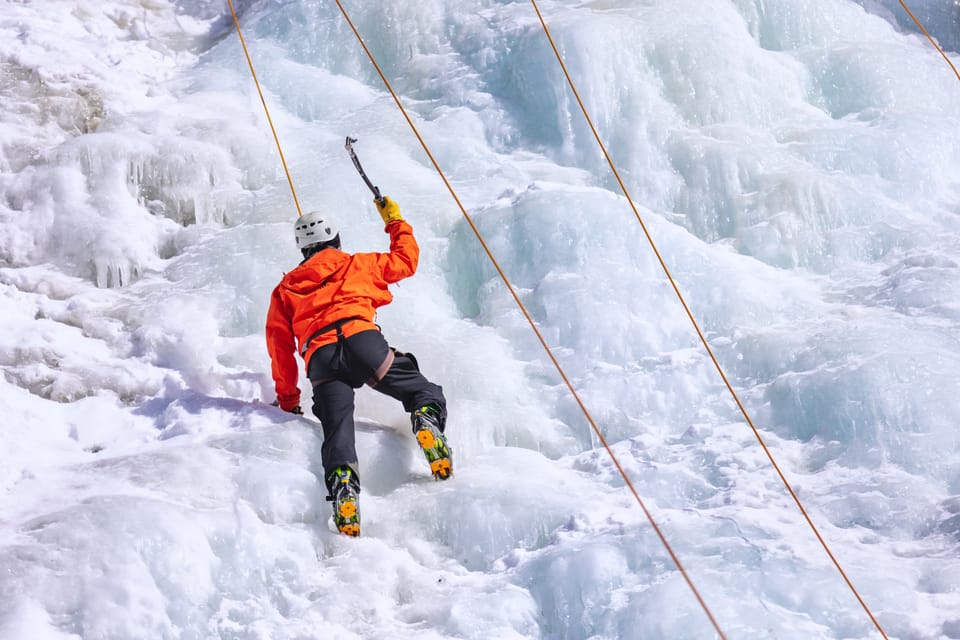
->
528 1 889 638
327 1 727 637
898 0 960 81
226 0 303 216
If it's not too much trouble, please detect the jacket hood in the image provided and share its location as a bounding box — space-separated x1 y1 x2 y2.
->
282 249 350 295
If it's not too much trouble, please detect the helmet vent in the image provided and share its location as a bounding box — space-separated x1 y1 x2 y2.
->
295 211 338 250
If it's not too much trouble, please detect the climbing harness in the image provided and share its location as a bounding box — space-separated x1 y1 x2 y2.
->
344 137 386 207
300 317 363 357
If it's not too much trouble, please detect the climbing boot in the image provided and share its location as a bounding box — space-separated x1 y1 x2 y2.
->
411 405 452 480
326 465 361 537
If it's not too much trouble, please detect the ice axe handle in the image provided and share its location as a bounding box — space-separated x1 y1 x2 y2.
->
344 137 386 208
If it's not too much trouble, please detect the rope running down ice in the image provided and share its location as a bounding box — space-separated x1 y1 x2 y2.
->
329 1 728 638
528 0 889 637
898 0 960 81
226 0 303 216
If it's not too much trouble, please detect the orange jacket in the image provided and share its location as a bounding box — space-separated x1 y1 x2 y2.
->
265 220 419 410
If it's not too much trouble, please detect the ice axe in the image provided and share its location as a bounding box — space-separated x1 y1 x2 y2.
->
344 136 385 208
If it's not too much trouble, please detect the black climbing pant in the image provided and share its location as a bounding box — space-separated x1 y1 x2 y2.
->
307 328 445 490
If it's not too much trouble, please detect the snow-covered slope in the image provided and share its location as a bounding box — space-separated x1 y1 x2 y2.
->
1 1 959 638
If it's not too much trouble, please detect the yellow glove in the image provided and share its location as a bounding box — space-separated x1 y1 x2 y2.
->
376 196 403 224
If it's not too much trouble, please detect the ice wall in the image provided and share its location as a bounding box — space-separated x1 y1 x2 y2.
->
1 0 959 638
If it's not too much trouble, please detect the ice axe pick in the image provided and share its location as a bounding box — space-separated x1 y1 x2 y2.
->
344 136 385 208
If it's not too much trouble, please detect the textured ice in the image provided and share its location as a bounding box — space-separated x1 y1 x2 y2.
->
0 0 959 639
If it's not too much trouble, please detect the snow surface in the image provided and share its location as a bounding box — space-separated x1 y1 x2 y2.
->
1 0 959 638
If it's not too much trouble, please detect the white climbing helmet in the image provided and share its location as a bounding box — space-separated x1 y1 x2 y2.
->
294 211 339 250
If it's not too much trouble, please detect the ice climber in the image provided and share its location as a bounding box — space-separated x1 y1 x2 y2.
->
265 196 451 537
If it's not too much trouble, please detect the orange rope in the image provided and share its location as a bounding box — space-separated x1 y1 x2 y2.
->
898 0 960 81
331 1 727 637
528 1 889 638
226 0 303 216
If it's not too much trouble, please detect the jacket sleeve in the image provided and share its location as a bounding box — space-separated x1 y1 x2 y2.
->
377 220 419 283
265 284 301 410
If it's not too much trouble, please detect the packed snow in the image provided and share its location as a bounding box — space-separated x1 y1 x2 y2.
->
1 0 959 638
